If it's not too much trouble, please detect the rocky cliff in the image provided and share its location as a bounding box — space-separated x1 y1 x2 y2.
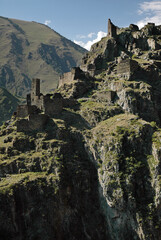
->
1 20 161 239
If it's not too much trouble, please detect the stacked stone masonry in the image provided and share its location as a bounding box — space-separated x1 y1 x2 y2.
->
117 59 139 78
15 78 70 132
59 67 88 87
17 114 49 132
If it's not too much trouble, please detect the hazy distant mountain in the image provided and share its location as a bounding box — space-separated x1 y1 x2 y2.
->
0 87 19 125
0 16 87 97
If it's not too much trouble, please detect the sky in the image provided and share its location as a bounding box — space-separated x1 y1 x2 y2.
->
1 0 161 50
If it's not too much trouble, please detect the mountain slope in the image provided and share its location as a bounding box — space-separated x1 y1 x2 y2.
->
0 16 87 97
0 87 19 125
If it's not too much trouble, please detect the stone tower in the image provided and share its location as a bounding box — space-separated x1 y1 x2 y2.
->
31 78 40 101
108 19 117 38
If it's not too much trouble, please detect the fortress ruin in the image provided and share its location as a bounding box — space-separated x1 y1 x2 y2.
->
16 78 63 119
15 78 67 132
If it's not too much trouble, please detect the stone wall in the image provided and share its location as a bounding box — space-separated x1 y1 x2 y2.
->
117 59 139 78
30 78 44 109
17 113 49 132
96 90 116 103
44 99 63 116
59 67 86 87
16 119 29 132
16 105 30 118
28 114 49 131
31 94 44 110
16 105 39 118
43 93 63 116
17 92 64 121
59 72 73 87
31 78 40 103
15 78 66 130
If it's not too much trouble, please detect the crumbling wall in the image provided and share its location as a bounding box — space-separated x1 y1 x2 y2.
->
59 72 73 87
44 93 63 116
31 78 40 102
44 99 63 116
17 114 49 132
95 90 116 103
28 114 49 131
117 59 139 78
16 119 29 132
32 95 44 110
16 105 30 118
16 105 39 118
15 77 71 131
59 67 86 87
30 78 44 109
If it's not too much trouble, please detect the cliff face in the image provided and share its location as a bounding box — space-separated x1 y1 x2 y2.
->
1 21 161 239
0 114 108 240
85 115 158 240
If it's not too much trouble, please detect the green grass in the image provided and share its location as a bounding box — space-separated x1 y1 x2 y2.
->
79 100 123 126
92 113 148 142
0 172 59 194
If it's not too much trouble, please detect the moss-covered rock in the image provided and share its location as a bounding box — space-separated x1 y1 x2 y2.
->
79 100 123 127
0 115 108 240
83 114 161 239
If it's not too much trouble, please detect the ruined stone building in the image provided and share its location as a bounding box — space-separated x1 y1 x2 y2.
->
59 67 85 87
15 75 79 132
117 58 139 79
15 78 64 131
16 78 63 120
59 67 92 87
108 19 117 38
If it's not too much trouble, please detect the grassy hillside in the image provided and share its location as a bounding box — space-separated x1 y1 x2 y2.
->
0 87 19 125
0 16 87 97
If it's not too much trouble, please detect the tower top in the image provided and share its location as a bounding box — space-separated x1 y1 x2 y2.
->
31 78 40 97
108 19 117 38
